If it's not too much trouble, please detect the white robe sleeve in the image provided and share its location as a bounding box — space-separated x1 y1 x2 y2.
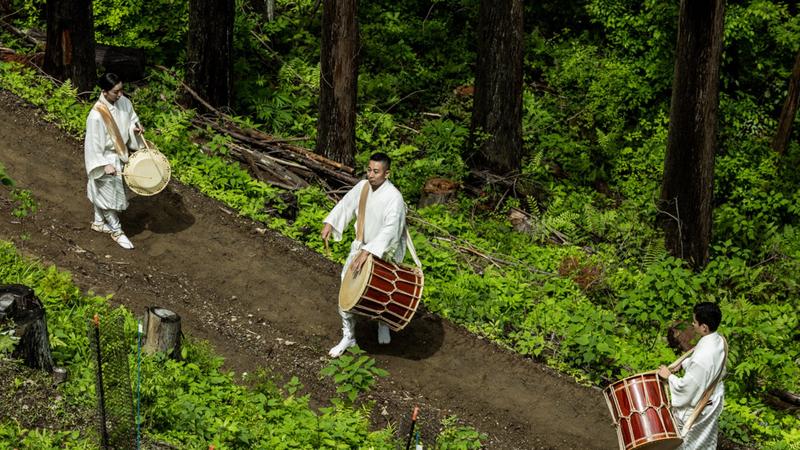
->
668 360 707 410
84 112 115 180
323 181 366 242
362 195 406 260
668 333 725 414
127 100 142 150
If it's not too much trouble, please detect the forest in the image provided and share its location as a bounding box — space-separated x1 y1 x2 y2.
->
0 0 799 448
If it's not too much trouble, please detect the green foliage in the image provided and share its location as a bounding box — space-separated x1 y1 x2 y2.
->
320 346 389 405
9 189 37 218
0 421 92 450
0 331 18 355
434 416 487 450
0 240 398 449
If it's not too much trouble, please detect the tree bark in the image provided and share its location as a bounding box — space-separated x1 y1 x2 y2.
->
468 0 524 176
142 307 182 358
43 0 96 94
186 0 235 108
659 0 725 269
317 0 358 167
772 50 800 155
95 44 146 82
0 284 54 372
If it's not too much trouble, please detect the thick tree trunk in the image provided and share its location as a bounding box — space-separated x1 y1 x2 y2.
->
468 0 524 175
659 0 725 269
772 51 800 155
96 45 146 82
317 0 358 167
142 307 182 358
43 0 96 94
0 284 54 372
186 0 235 108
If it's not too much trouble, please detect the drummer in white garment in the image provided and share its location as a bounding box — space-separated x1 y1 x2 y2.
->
658 302 726 450
84 73 143 249
321 153 408 358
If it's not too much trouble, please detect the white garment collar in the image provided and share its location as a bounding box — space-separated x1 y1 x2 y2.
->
98 93 117 111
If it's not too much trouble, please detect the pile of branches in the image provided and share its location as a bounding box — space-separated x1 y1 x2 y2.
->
173 71 360 193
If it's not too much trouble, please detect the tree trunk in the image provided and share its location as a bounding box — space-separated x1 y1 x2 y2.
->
142 307 182 358
772 50 800 155
0 284 54 372
96 44 146 82
186 0 235 108
468 0 524 176
317 0 358 167
659 0 725 269
43 0 96 94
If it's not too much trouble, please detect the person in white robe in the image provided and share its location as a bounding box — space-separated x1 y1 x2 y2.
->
658 302 726 450
321 153 407 358
84 73 143 249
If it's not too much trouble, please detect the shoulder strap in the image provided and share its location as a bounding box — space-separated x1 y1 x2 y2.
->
356 182 370 242
93 103 128 160
355 181 422 269
680 335 727 435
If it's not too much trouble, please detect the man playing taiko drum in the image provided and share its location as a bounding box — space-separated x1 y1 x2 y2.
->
657 302 726 450
321 152 408 358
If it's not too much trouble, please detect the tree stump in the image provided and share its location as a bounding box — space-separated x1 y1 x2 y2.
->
0 284 54 372
142 307 182 358
508 207 532 233
667 320 698 354
418 178 458 208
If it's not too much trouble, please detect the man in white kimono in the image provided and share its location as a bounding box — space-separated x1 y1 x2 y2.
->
321 153 407 358
84 73 143 250
658 302 726 450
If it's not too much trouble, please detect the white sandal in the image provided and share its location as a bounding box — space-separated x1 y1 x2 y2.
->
110 230 134 250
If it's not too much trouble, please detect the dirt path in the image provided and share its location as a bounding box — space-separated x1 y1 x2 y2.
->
0 90 618 449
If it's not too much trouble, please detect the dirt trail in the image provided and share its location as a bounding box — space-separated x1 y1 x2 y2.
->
0 90 618 449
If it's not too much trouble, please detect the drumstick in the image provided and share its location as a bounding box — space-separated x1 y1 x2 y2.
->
324 238 330 258
120 173 154 180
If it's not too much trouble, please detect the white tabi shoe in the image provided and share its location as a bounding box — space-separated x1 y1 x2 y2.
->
328 336 356 358
110 230 134 250
377 322 391 344
90 222 113 233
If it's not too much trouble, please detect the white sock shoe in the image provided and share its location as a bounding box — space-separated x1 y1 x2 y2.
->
377 322 391 344
111 230 134 250
328 336 356 358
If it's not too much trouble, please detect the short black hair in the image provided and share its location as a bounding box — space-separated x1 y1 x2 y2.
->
97 73 121 91
369 152 391 170
694 302 722 332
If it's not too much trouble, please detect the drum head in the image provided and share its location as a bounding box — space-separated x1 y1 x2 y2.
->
123 147 171 196
339 254 374 311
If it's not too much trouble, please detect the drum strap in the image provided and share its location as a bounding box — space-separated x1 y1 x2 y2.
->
679 335 728 436
355 182 422 269
93 102 129 161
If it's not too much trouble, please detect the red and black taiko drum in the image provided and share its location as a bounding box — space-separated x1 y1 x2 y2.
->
603 372 683 450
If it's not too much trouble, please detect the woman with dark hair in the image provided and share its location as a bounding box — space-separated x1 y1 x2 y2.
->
84 73 144 249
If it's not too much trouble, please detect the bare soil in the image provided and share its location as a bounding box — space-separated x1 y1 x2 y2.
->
0 90 619 449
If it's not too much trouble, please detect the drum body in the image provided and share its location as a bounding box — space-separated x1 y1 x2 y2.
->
603 373 683 450
123 146 171 196
338 254 423 331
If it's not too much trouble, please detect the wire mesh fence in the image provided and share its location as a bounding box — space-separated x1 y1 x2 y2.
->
89 307 136 449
